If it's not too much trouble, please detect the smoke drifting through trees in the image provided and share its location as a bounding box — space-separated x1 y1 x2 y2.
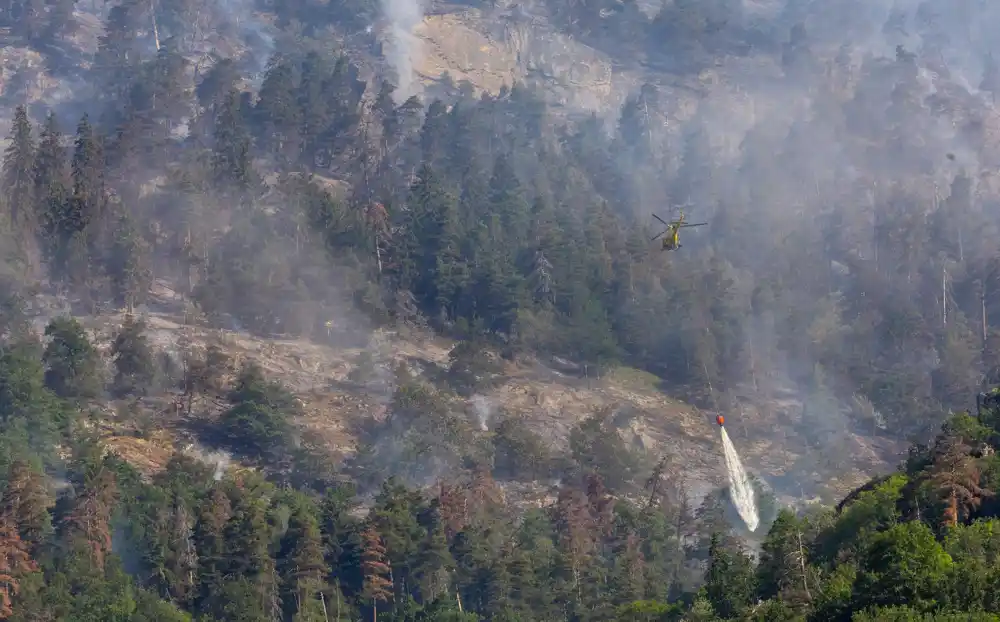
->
3 0 1000 619
2 0 1000 482
2 0 999 528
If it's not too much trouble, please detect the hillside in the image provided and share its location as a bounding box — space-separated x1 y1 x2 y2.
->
4 0 1000 618
35 277 902 509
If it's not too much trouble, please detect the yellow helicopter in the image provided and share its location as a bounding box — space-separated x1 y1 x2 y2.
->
651 210 708 251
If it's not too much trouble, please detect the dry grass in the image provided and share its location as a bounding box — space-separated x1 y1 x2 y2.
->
35 294 906 502
103 433 177 475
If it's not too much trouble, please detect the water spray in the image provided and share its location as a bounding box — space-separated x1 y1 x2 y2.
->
717 417 760 532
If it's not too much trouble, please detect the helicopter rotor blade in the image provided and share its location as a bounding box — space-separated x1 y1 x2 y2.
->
651 213 670 226
679 222 708 228
650 227 671 241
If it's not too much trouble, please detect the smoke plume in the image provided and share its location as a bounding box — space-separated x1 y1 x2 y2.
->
380 0 424 102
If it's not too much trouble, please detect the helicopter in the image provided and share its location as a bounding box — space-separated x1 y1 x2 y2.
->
650 210 708 251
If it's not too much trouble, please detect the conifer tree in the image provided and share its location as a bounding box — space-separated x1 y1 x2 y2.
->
282 508 330 621
63 465 117 570
67 114 105 237
2 106 36 238
255 58 301 163
195 486 233 609
0 508 36 619
166 498 198 606
413 507 455 603
41 316 103 399
487 154 529 244
224 493 279 620
110 313 156 397
212 89 255 193
34 113 69 271
361 526 393 622
107 211 152 314
704 533 756 619
2 460 52 554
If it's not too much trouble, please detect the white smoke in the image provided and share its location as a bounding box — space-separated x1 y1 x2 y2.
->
380 0 424 102
469 394 494 431
183 443 233 481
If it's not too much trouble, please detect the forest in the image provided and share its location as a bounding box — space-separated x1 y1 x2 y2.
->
4 0 1000 618
0 309 998 621
0 312 997 621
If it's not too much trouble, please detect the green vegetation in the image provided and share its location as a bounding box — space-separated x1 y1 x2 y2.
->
0 314 998 620
3 0 1000 618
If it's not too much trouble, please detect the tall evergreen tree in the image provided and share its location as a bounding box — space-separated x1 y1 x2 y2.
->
2 106 36 237
212 89 256 193
107 211 152 313
41 316 103 400
110 314 156 397
33 113 69 272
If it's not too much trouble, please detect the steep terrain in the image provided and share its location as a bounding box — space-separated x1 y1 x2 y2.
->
0 0 929 515
33 276 904 508
9 0 1000 617
412 8 635 113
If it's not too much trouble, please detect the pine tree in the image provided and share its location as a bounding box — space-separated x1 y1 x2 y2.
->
94 1 143 103
487 154 529 244
146 46 191 141
413 507 455 603
704 533 756 619
929 436 988 529
255 58 301 163
361 525 393 622
107 211 152 313
33 113 66 198
34 113 68 271
757 509 813 609
224 492 280 619
193 58 239 141
282 508 330 621
552 486 595 600
195 486 233 609
396 164 465 317
67 114 105 236
610 532 645 605
166 498 198 606
41 316 103 399
212 89 255 192
0 508 36 619
63 465 117 570
2 106 36 238
419 100 450 168
319 485 363 598
2 461 52 554
296 52 333 169
110 313 156 397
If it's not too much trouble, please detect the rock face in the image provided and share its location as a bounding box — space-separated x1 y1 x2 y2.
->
412 8 635 114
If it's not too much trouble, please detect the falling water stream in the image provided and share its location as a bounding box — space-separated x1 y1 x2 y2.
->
720 426 760 532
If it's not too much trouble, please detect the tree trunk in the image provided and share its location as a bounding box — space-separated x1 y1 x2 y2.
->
796 529 812 602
